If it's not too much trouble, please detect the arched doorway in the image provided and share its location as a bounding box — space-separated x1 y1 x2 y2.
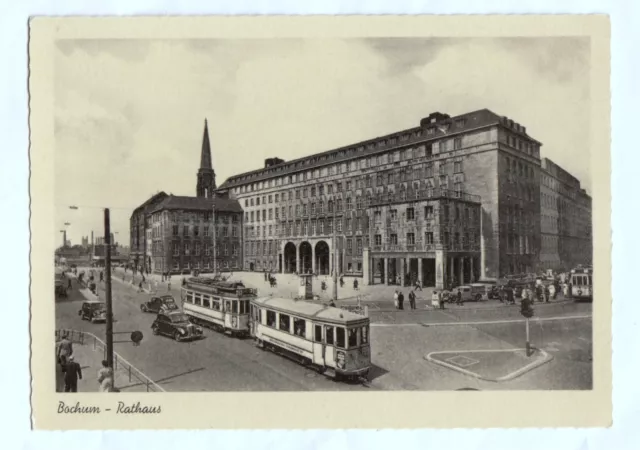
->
315 241 330 275
299 241 312 274
283 242 296 274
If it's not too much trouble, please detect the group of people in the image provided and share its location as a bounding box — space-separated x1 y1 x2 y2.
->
56 334 114 393
263 271 277 287
392 289 418 310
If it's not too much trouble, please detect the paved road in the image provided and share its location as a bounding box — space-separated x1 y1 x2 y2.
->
57 267 593 391
56 273 369 392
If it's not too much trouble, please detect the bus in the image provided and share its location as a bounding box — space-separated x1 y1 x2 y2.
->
181 277 257 337
569 267 593 301
250 296 371 382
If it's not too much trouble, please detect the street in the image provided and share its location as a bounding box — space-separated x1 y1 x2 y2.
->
56 267 593 391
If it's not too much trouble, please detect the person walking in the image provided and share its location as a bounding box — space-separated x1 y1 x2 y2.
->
408 289 416 310
67 277 72 292
414 280 422 291
544 284 550 303
99 271 104 283
63 355 83 392
439 290 446 310
456 288 463 306
397 291 405 310
57 334 73 367
97 360 114 393
353 279 359 290
138 281 144 293
393 290 399 310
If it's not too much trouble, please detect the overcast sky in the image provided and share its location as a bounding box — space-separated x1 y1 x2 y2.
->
54 37 591 246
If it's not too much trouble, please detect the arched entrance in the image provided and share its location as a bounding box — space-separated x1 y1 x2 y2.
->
299 241 312 274
283 242 296 274
315 241 330 275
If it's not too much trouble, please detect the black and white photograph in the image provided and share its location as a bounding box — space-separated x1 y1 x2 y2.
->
28 15 611 429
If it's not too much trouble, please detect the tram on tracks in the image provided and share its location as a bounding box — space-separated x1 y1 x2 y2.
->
569 267 593 301
181 277 257 337
249 296 371 382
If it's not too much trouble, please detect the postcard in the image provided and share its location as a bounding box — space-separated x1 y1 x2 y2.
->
29 15 611 429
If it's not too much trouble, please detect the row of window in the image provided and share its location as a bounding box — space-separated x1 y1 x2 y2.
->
171 242 239 257
258 308 369 349
171 225 239 238
184 291 250 315
374 231 477 248
169 260 237 271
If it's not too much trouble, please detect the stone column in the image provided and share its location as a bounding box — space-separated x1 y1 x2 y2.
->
449 256 455 288
384 258 390 285
418 258 423 287
280 254 284 274
400 258 406 287
329 252 334 274
459 256 465 285
296 244 300 274
435 250 444 290
470 257 475 282
311 244 316 274
362 248 371 286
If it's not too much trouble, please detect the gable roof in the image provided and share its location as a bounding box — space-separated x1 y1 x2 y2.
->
131 191 169 218
148 195 243 214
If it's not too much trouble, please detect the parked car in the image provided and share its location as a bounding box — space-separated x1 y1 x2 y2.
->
469 283 492 301
151 311 203 342
449 285 473 303
78 300 107 323
140 295 179 314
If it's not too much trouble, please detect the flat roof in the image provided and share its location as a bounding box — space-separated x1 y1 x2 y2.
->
252 296 368 324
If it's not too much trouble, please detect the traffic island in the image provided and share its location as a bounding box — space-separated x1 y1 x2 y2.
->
425 348 553 382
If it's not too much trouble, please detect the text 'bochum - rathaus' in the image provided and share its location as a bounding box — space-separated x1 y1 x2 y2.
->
132 109 592 290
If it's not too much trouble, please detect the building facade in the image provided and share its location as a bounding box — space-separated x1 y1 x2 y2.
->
540 158 592 271
130 120 243 274
217 109 543 287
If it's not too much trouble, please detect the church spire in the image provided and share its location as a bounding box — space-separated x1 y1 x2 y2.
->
200 118 212 170
196 118 216 198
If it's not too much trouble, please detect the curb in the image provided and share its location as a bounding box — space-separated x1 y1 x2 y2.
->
424 348 554 382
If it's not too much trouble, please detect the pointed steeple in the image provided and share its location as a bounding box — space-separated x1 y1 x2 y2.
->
200 119 212 170
196 118 216 198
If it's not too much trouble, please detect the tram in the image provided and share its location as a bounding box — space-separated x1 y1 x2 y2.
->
569 267 593 301
181 277 257 337
249 296 371 382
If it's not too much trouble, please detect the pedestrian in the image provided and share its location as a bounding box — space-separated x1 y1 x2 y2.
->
544 285 550 303
97 360 114 393
138 281 143 293
329 299 336 307
439 290 446 310
167 280 171 292
408 289 416 310
67 278 72 291
456 288 463 306
264 272 267 282
63 355 82 392
182 278 186 287
100 271 104 283
57 334 73 367
340 276 344 288
393 290 399 310
353 279 359 290
549 282 556 300
414 280 422 291
398 291 405 310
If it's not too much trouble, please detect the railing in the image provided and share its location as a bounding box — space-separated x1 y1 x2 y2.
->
55 328 165 392
369 188 481 207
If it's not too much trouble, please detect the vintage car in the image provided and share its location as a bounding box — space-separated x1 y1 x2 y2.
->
151 311 203 342
449 285 473 303
469 283 493 301
78 300 107 323
140 295 179 314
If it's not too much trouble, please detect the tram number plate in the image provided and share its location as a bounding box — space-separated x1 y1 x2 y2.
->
263 336 305 356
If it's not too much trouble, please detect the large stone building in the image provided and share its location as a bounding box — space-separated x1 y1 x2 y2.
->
130 120 244 274
539 158 592 271
216 109 544 288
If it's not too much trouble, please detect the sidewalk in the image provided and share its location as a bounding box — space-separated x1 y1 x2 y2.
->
55 342 152 393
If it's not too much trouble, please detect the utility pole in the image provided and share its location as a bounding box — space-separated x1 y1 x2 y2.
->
104 209 114 369
333 215 338 302
212 203 217 276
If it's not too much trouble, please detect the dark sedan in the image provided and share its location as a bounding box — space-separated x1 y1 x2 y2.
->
151 312 203 342
141 295 179 314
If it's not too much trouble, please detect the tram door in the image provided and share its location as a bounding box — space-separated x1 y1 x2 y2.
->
323 325 336 368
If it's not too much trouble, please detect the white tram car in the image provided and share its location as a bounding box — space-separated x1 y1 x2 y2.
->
250 297 371 381
181 277 257 337
569 267 593 301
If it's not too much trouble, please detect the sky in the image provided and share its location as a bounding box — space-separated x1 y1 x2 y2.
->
54 37 591 247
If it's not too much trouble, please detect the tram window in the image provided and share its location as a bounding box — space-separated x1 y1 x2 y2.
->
259 309 263 324
194 294 202 306
266 310 276 328
203 296 211 308
336 327 346 349
314 325 322 342
293 318 306 337
348 328 358 348
326 326 334 345
362 325 369 344
212 300 220 311
225 300 231 312
232 301 238 313
186 292 193 303
279 314 291 333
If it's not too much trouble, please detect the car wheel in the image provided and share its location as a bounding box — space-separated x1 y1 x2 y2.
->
173 331 181 342
140 305 147 312
475 294 482 302
152 325 159 335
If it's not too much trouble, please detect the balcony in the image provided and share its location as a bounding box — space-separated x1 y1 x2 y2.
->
368 188 481 207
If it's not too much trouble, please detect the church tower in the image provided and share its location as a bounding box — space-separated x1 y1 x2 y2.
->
196 119 216 198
